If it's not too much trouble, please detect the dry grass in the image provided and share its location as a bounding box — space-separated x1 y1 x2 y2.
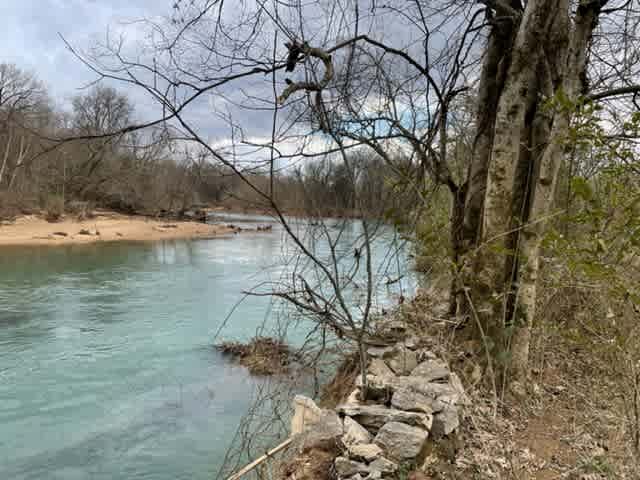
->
216 337 294 376
319 350 361 409
386 281 638 479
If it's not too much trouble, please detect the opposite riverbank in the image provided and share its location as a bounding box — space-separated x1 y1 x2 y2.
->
0 211 236 246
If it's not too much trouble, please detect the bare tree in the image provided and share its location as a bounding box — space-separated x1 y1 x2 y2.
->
58 0 640 391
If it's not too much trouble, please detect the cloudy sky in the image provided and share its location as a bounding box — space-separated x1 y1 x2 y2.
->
1 0 169 111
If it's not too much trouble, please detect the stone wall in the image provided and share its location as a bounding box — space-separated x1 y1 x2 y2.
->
288 335 467 479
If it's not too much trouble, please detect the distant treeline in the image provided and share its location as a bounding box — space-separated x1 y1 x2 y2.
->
0 62 416 220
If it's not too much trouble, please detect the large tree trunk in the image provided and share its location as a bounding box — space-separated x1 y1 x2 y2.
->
460 0 604 386
510 0 604 382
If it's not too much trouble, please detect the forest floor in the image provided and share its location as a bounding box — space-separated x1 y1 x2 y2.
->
387 289 639 480
0 210 236 246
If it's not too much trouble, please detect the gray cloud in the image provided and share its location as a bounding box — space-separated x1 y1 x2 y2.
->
0 1 168 108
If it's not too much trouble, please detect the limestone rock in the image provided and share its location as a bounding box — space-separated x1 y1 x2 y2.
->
342 416 372 445
347 443 383 462
338 404 432 431
431 405 459 438
386 346 418 375
334 457 370 477
391 388 435 414
293 406 343 451
374 421 429 461
367 345 395 358
345 388 362 406
410 360 450 382
291 395 322 435
368 358 394 377
369 456 398 475
449 372 470 405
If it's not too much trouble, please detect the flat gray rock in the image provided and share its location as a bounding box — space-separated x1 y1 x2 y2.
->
386 346 418 375
431 405 460 437
338 404 432 431
342 416 372 445
368 456 398 474
410 360 450 382
346 443 383 462
374 421 429 460
391 388 435 414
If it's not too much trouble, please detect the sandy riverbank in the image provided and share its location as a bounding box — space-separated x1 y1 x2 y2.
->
0 211 235 247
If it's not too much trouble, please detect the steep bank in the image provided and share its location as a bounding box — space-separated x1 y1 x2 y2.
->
0 211 237 246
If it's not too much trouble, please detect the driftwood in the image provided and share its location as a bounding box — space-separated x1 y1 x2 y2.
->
226 437 292 480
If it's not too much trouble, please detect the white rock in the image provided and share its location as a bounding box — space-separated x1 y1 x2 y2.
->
347 443 383 462
291 395 322 435
374 421 429 460
345 388 362 406
410 360 450 382
367 345 395 358
342 416 372 445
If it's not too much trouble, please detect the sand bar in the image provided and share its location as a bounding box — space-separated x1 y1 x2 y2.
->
0 211 234 247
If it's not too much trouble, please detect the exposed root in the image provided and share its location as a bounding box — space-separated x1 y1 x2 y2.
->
319 350 360 408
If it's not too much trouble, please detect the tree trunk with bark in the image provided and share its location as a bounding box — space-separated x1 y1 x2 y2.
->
459 0 606 386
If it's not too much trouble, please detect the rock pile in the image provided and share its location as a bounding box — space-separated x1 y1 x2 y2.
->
289 336 467 479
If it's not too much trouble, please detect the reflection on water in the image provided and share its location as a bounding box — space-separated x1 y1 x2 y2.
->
0 216 413 479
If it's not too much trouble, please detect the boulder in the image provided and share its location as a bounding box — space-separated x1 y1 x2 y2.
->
347 443 383 462
338 404 432 431
369 456 398 475
431 405 460 438
299 410 343 447
386 346 418 375
391 388 435 414
342 416 372 445
410 360 450 382
368 358 394 378
374 421 429 461
291 395 322 434
334 457 370 477
400 379 460 411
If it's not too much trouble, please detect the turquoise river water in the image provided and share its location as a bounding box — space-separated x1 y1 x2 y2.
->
0 214 413 480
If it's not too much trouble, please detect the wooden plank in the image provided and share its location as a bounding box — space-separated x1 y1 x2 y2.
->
226 437 293 480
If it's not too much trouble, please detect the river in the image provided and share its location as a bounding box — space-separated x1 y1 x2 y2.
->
0 214 414 480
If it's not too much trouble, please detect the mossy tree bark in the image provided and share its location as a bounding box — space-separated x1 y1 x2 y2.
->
459 0 606 385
